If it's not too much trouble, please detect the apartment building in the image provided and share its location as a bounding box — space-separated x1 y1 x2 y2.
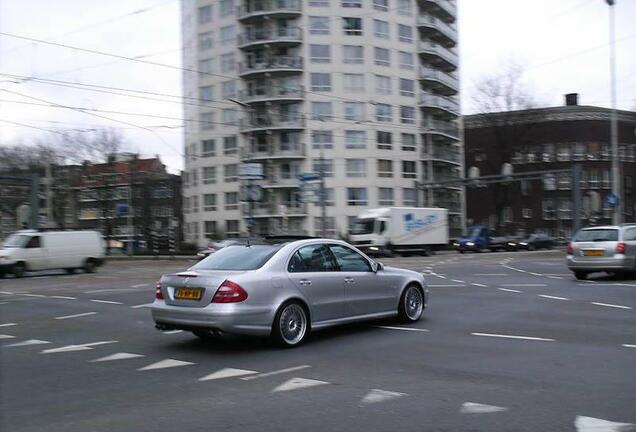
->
181 0 463 244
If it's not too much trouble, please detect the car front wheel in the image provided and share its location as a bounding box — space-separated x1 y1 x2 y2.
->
398 284 424 323
272 301 309 348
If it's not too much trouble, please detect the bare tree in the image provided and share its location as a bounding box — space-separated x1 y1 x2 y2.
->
471 62 540 114
45 128 127 164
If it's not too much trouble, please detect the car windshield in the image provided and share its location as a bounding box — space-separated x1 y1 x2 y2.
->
350 219 375 235
191 244 281 271
3 234 29 248
573 229 619 242
463 227 482 238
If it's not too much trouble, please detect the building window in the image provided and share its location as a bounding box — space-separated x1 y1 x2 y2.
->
221 53 235 72
401 134 416 152
204 221 217 238
202 139 216 157
224 192 239 210
220 25 235 43
314 216 336 237
345 130 367 149
224 164 238 182
343 17 362 36
222 80 236 98
559 199 572 220
403 188 416 206
198 5 212 24
557 173 572 190
342 1 362 7
375 104 392 122
223 136 237 154
311 73 332 91
399 78 415 97
522 208 532 219
311 101 333 120
377 131 392 150
222 109 237 126
226 220 240 237
374 19 389 39
309 0 329 6
198 31 213 50
192 169 199 186
557 143 571 161
402 160 417 178
198 59 213 76
398 24 413 43
373 0 389 11
375 75 391 94
312 130 333 149
378 188 394 206
203 166 216 184
310 44 331 63
399 51 414 70
347 188 367 206
346 159 367 177
220 0 234 17
377 159 393 178
309 16 330 34
323 188 334 206
200 112 215 130
343 73 365 93
313 159 334 177
542 199 556 220
502 207 513 223
344 102 365 121
200 86 214 102
204 194 217 212
343 45 363 64
192 195 199 213
374 47 390 66
400 106 415 124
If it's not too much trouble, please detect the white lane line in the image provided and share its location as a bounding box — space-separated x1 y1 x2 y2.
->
373 325 429 332
91 352 145 362
451 279 465 283
622 344 636 348
41 340 118 354
50 296 77 300
54 312 97 320
130 303 154 309
471 332 555 342
130 283 149 288
529 272 543 276
474 274 508 276
90 299 123 305
21 294 47 298
138 359 195 371
272 377 328 393
590 302 632 310
0 323 17 327
241 365 311 381
163 330 183 335
199 368 258 381
84 288 139 294
471 283 488 287
0 334 16 339
0 291 14 295
360 389 407 406
500 284 546 287
460 402 508 414
547 276 563 280
5 339 51 347
498 288 522 293
429 284 466 287
538 294 570 301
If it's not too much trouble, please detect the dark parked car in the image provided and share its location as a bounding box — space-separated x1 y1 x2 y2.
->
517 233 554 251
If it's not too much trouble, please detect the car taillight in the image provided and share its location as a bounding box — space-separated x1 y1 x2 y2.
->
566 243 573 255
616 242 626 254
212 280 248 303
155 281 164 300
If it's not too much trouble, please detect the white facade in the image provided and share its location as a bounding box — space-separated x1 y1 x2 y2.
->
181 0 463 245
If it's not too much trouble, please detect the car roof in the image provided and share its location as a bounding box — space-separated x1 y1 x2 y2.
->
581 225 619 230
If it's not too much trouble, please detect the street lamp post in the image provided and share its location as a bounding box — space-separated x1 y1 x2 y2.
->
607 0 621 224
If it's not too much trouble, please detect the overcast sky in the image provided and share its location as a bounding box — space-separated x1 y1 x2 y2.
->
0 0 635 173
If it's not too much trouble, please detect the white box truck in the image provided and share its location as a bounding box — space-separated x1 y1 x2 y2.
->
349 207 448 256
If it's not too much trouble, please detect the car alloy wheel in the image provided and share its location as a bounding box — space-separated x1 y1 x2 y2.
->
404 286 423 321
277 303 307 347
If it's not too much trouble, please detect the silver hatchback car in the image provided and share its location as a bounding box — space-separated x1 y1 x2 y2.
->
152 238 428 347
566 224 636 280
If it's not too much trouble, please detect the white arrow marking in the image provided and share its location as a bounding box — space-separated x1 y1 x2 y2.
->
199 368 258 381
0 334 16 339
130 303 153 309
272 377 329 393
575 415 635 432
460 402 508 414
5 339 51 347
0 323 17 327
360 389 407 406
138 359 195 371
41 341 118 354
54 312 97 320
91 352 145 362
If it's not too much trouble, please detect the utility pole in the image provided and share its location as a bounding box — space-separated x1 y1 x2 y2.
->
318 147 326 237
607 0 621 224
30 173 39 229
127 160 134 256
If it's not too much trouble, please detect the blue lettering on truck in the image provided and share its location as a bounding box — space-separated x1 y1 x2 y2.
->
403 213 437 232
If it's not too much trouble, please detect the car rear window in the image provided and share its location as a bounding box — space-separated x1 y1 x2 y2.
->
573 229 619 242
191 245 281 271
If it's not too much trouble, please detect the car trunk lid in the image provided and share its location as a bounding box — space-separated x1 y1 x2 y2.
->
161 270 246 307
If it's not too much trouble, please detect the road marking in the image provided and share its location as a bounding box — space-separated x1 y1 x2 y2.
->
590 302 632 310
501 284 546 287
163 330 183 335
84 288 139 294
529 272 543 276
199 368 258 381
0 291 14 294
429 284 466 287
91 352 145 362
50 296 77 300
90 299 123 305
547 276 563 280
498 288 522 293
41 341 118 354
138 359 195 371
241 365 311 381
0 334 16 339
54 312 97 320
575 415 634 432
360 389 407 406
451 279 465 283
130 283 149 288
471 332 555 342
272 377 328 393
622 344 636 348
538 294 570 301
0 323 17 327
21 294 47 298
474 273 508 276
460 402 508 414
373 325 429 332
471 283 488 287
5 339 51 347
130 303 153 309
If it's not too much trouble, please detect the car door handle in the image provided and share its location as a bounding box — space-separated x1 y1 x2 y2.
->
299 279 312 286
344 277 354 284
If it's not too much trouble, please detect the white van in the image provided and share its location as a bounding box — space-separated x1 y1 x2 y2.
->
0 230 105 277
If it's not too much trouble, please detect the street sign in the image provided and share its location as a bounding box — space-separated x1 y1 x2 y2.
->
239 163 264 180
298 172 321 182
607 193 619 208
116 203 129 216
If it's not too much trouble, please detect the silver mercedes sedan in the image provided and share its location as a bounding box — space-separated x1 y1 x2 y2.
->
151 238 428 347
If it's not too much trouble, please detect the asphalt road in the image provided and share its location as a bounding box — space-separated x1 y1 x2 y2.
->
1 251 635 432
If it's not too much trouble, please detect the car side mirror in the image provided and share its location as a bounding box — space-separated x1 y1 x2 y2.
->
373 262 384 273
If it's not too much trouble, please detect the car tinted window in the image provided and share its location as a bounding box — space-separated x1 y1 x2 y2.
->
26 236 41 248
289 244 336 273
624 228 636 241
573 229 619 242
329 244 371 272
192 245 280 270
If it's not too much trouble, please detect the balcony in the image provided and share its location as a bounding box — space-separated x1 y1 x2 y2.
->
252 202 307 217
417 14 458 47
240 144 306 161
419 93 460 117
237 0 302 21
417 41 458 72
419 67 459 96
239 113 305 132
422 146 462 165
238 55 303 77
419 0 457 23
260 176 301 189
421 119 460 140
237 27 303 49
433 200 462 213
237 85 303 104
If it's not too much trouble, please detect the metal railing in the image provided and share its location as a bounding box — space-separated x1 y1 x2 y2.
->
421 119 460 139
417 14 458 43
423 146 461 163
237 0 302 19
238 55 303 74
240 144 305 159
418 93 460 115
237 85 303 103
419 67 459 92
239 114 305 131
417 41 459 67
237 26 302 46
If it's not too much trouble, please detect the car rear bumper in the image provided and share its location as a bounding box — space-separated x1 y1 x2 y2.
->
151 300 273 336
567 255 635 272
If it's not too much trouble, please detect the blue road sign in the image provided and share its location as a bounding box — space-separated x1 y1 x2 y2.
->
116 203 129 216
298 172 321 182
607 193 619 208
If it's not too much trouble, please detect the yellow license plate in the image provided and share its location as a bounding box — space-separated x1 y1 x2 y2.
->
583 250 604 257
175 287 203 300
